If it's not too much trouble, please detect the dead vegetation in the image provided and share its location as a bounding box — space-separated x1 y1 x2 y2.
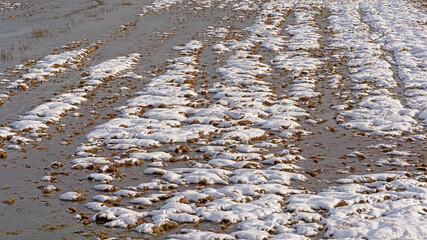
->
31 28 49 38
1 49 13 62
121 0 132 5
0 149 7 158
3 198 15 205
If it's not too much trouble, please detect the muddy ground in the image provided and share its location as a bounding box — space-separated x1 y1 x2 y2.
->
0 0 425 239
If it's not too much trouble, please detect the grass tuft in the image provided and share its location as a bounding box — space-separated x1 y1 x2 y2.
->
31 28 48 38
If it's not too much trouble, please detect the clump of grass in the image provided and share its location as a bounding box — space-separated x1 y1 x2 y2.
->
334 200 349 208
0 149 7 158
31 28 48 38
0 49 13 62
121 0 132 5
3 198 15 205
82 233 94 238
73 190 86 201
41 223 68 232
86 7 113 18
86 11 98 18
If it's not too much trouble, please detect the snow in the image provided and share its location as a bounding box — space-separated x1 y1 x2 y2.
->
8 54 141 136
6 44 98 94
59 191 85 201
327 0 424 135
